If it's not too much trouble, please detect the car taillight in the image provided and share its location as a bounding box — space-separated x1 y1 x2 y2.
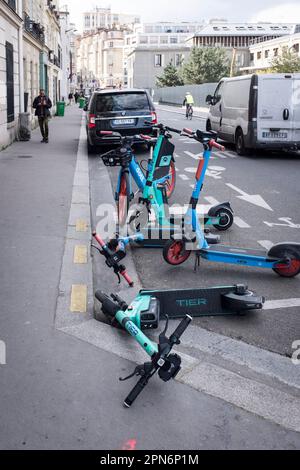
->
88 114 96 129
151 111 157 125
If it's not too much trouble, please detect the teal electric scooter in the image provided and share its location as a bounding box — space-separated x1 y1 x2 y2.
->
95 285 264 406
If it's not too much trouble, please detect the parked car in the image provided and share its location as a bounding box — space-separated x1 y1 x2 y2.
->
206 73 300 155
85 88 157 152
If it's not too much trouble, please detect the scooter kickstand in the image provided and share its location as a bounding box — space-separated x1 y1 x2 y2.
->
194 252 201 272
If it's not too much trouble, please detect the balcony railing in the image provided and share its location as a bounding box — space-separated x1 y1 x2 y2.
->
23 12 45 44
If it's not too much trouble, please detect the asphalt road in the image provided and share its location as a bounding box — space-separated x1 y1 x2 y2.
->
93 105 300 357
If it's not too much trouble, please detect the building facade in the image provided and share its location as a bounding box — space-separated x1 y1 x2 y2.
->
0 0 22 148
187 21 296 72
83 7 140 33
244 30 300 73
0 0 74 148
76 27 131 89
124 22 203 89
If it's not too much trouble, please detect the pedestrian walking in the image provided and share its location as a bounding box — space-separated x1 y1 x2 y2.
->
32 89 52 143
74 91 79 103
68 92 74 105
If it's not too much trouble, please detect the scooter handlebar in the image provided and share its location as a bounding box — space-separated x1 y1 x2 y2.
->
169 315 192 344
124 375 149 408
209 140 225 151
182 127 194 136
120 268 134 287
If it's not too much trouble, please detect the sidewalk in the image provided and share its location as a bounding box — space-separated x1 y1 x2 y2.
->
0 105 300 449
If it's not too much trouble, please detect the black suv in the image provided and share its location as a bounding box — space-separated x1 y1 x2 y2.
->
85 88 157 152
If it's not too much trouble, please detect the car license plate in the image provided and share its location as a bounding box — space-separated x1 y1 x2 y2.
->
112 119 135 125
262 131 288 139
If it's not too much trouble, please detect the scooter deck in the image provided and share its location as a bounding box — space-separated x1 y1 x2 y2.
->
202 245 268 257
139 285 263 317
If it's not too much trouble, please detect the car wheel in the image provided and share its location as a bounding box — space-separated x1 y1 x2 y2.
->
87 140 95 154
235 129 248 156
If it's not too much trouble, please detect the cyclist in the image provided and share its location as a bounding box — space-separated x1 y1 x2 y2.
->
183 92 194 118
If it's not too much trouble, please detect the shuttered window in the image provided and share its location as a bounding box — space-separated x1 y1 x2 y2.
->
6 41 15 123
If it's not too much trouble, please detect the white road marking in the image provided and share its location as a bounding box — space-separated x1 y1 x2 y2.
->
263 298 300 310
226 183 273 211
204 196 219 206
234 217 251 228
213 151 227 159
179 174 190 181
264 217 300 229
223 151 238 158
257 240 274 250
184 150 201 160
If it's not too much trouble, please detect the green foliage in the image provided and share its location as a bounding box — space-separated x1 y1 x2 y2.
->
156 62 184 88
182 47 230 84
270 48 300 73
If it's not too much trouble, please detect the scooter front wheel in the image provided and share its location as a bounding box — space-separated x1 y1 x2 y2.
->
273 252 300 278
213 207 234 231
163 239 191 266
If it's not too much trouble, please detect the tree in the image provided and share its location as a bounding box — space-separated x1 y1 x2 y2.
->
182 47 230 84
270 48 300 73
156 61 184 88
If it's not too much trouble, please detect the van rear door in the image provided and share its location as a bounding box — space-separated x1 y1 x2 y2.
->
257 74 293 143
292 74 300 142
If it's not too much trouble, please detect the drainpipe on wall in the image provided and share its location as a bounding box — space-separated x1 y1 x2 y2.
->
17 0 31 140
17 0 24 113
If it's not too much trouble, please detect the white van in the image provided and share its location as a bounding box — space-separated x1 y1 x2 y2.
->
206 73 300 155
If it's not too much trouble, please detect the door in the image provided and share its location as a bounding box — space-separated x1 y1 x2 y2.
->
209 81 224 132
257 75 293 143
292 74 300 142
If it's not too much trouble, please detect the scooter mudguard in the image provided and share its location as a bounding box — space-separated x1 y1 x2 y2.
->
207 202 233 217
221 290 265 313
267 242 300 259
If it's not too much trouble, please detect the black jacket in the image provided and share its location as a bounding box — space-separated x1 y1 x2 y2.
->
32 96 52 117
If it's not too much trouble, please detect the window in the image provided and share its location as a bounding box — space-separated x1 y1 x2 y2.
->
139 36 148 44
170 37 178 44
160 36 168 44
265 50 269 58
109 41 113 48
273 48 278 57
95 92 149 112
175 53 183 66
6 41 14 123
293 43 300 53
154 54 162 67
257 51 262 60
150 36 158 44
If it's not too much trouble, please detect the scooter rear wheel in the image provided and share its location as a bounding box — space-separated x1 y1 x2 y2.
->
163 239 191 265
273 252 300 278
165 160 176 199
213 207 234 231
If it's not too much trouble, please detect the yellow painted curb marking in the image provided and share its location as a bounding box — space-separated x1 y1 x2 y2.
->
76 219 88 232
74 245 88 264
70 284 87 313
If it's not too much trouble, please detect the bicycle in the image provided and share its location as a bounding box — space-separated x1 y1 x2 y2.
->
186 104 193 120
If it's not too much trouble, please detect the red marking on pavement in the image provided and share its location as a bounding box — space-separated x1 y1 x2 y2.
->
121 439 137 450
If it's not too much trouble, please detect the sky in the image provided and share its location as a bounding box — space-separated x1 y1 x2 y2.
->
63 0 300 31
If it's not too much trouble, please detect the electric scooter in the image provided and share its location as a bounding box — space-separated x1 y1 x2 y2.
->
163 128 300 278
100 124 234 243
95 285 264 406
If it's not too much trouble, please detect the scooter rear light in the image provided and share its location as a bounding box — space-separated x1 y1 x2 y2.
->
88 114 96 129
151 111 157 125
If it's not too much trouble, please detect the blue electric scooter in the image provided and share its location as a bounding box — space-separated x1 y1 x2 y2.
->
163 128 300 278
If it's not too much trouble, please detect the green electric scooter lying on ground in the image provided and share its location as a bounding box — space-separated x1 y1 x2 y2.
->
95 284 264 407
